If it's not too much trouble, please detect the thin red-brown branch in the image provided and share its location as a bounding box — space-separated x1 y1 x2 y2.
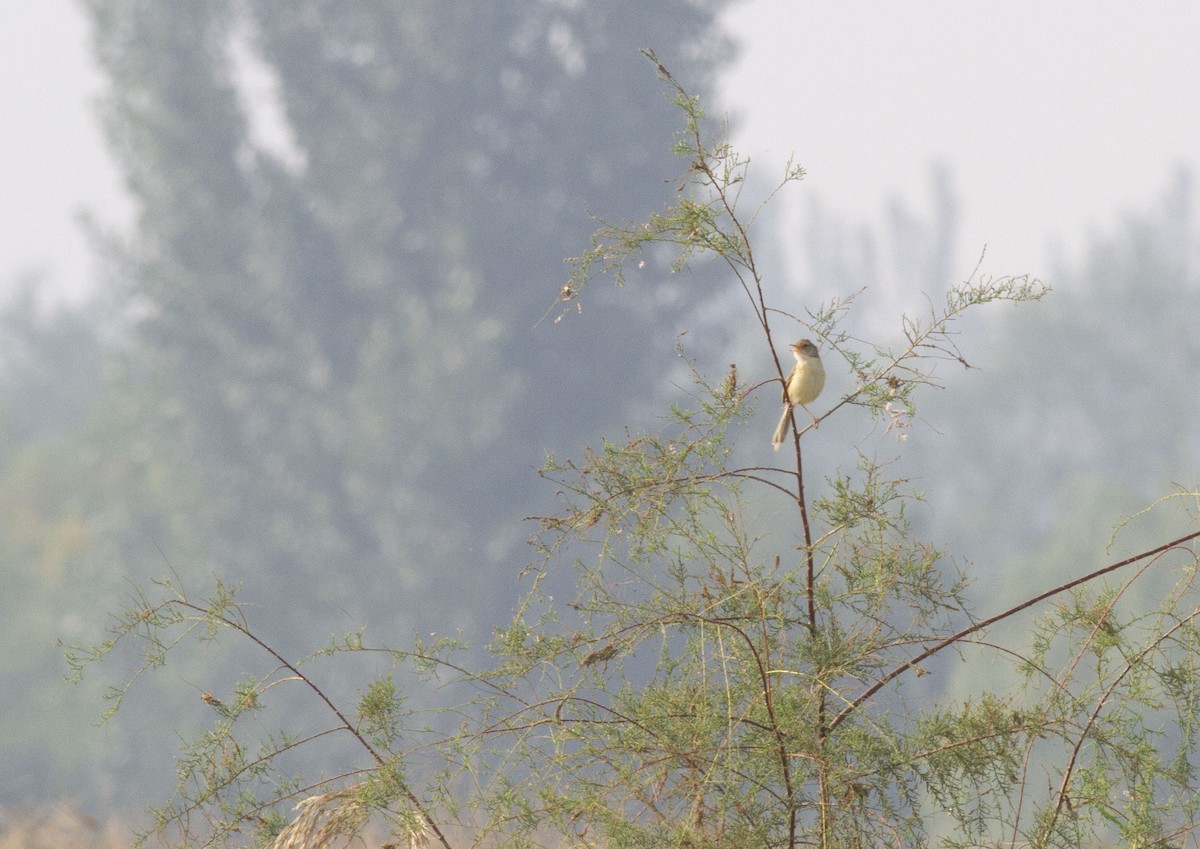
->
828 529 1200 733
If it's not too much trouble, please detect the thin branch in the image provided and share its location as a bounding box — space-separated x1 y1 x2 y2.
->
829 530 1200 732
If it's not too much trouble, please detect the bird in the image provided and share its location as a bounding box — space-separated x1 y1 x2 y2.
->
771 338 826 451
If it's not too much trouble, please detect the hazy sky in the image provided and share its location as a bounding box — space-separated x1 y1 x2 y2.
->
4 2 1200 306
718 2 1200 282
0 0 129 305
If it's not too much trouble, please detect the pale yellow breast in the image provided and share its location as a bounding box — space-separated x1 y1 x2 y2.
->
786 357 825 406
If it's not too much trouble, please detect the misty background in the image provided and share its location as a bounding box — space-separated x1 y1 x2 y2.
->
2 0 1198 824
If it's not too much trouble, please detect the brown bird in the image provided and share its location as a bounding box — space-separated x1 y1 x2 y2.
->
771 339 826 450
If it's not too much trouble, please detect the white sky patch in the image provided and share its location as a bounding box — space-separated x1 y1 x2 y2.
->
225 16 308 175
0 0 131 305
717 0 1200 288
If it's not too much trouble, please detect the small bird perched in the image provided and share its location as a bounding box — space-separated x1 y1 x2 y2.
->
771 338 826 451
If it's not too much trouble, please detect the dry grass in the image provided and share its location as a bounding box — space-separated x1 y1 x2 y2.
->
266 788 429 849
0 796 426 849
0 803 131 849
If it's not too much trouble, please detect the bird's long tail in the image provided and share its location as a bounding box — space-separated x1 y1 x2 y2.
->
771 404 793 451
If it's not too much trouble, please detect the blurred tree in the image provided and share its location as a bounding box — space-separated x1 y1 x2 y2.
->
0 280 105 443
906 169 1200 588
0 1 742 810
79 1 737 639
